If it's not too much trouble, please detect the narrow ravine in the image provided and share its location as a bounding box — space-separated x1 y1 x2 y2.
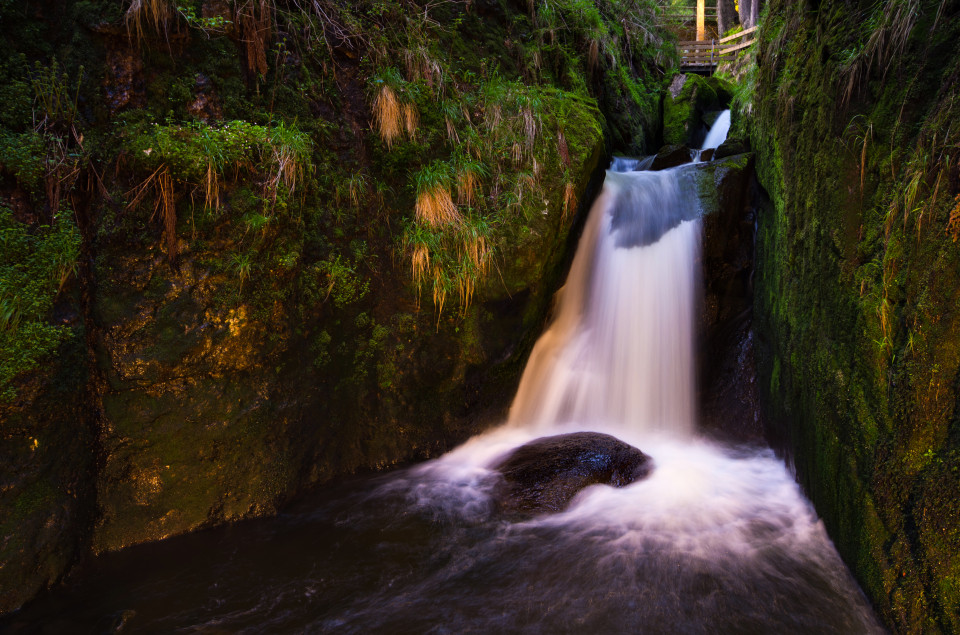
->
2 115 883 634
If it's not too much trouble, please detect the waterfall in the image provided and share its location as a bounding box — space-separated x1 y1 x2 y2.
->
702 109 731 150
508 165 702 436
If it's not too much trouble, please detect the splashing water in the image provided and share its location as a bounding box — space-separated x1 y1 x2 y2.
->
2 113 883 633
702 110 732 151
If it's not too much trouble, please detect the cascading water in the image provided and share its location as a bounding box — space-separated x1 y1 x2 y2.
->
508 161 701 435
3 113 883 634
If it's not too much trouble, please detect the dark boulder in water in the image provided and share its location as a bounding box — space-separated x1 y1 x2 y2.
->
650 144 694 171
493 432 652 514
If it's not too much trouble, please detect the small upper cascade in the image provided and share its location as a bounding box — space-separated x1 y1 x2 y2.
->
701 110 731 151
610 156 639 173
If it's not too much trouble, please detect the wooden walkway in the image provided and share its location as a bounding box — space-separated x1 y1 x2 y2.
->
678 26 757 73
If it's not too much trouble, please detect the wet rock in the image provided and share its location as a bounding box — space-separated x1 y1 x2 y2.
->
714 139 750 160
650 144 694 171
187 73 223 122
693 153 764 442
663 74 735 147
700 148 715 162
493 432 652 514
103 45 144 115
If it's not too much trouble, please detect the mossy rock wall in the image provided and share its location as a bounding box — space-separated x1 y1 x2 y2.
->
749 0 960 630
0 333 93 614
0 0 661 613
663 74 734 147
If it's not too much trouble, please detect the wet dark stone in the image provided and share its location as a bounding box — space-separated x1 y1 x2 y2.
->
493 432 652 514
650 145 694 171
701 148 715 161
714 139 750 160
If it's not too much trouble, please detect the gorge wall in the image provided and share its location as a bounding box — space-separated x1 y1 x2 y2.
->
748 0 960 630
0 0 671 613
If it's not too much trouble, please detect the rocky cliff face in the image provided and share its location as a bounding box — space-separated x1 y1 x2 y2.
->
0 0 669 614
749 0 960 630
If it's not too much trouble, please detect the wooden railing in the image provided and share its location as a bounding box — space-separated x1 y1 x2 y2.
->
678 25 757 71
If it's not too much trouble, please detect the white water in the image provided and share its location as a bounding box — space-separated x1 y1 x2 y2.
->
702 109 732 150
388 112 881 631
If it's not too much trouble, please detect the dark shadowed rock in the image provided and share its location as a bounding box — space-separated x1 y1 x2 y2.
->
714 139 750 160
650 145 694 171
493 432 652 514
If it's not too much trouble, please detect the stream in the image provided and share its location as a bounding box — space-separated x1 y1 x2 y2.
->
2 113 884 634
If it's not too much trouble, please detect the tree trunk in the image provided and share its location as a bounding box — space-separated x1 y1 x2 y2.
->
738 0 754 29
717 0 740 36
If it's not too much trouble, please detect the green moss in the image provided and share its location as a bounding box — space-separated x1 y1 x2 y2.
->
750 0 960 630
0 207 81 400
663 74 734 146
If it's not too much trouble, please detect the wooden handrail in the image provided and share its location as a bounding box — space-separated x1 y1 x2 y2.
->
677 28 758 71
717 25 758 43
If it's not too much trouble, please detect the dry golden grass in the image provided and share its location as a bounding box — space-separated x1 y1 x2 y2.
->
511 142 522 166
127 164 178 261
462 235 490 277
403 103 419 138
411 244 429 288
205 160 220 212
457 171 479 207
558 130 570 167
588 39 600 72
432 269 447 323
445 116 459 144
415 186 460 226
125 0 172 42
373 86 402 147
457 273 474 309
485 104 502 132
522 107 537 149
160 167 177 260
403 47 442 89
265 144 303 208
947 194 960 241
238 0 273 76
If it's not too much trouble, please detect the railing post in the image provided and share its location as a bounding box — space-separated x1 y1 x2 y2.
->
697 0 705 41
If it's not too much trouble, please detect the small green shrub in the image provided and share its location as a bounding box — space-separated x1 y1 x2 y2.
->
0 206 81 400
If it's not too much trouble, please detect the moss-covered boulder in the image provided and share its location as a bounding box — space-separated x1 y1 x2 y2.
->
663 74 735 147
